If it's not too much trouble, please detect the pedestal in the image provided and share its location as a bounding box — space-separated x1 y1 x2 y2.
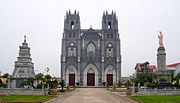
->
157 46 171 83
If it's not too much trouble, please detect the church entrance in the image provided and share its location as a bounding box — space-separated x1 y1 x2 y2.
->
105 65 116 86
107 74 113 86
69 74 75 86
66 65 77 87
87 68 95 86
84 64 98 86
87 73 95 86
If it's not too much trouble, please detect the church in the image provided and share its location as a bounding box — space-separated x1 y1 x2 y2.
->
61 10 121 86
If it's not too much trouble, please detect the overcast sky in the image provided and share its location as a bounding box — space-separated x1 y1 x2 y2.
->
0 0 180 77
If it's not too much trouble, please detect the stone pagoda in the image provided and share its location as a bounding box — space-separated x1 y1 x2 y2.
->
9 35 35 88
156 31 171 83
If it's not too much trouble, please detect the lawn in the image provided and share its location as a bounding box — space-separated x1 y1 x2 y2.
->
0 95 55 102
131 95 180 103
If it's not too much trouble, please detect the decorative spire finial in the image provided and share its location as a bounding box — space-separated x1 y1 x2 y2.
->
103 11 105 15
24 35 26 42
90 25 93 29
69 9 71 14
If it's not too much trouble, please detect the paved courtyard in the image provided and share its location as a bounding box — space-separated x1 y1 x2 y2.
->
46 88 137 103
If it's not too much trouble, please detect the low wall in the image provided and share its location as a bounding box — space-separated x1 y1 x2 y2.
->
137 88 180 95
0 88 49 95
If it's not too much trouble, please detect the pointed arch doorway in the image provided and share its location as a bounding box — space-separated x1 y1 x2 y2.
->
87 68 95 86
84 64 98 86
66 65 77 86
105 65 116 86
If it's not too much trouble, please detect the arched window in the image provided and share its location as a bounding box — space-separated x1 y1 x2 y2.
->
68 42 77 57
108 22 111 29
87 42 96 57
71 21 74 29
106 43 113 57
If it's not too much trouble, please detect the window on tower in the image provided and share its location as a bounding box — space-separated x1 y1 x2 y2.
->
108 22 111 29
68 42 77 57
106 43 113 57
71 21 74 29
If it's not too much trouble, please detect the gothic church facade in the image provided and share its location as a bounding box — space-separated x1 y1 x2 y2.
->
61 10 121 86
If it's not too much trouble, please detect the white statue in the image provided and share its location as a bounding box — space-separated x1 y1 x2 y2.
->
158 31 164 47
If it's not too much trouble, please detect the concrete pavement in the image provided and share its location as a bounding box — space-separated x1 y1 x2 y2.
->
45 88 137 103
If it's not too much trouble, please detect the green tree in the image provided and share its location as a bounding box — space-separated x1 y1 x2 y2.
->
52 80 58 89
35 73 44 80
175 72 180 80
152 74 157 83
44 75 52 88
147 75 153 83
21 80 28 87
23 77 35 88
172 72 180 87
44 75 52 81
35 73 45 89
124 80 132 89
146 83 159 89
159 77 166 83
137 74 148 86
0 79 3 87
60 80 65 91
118 81 122 87
2 73 9 78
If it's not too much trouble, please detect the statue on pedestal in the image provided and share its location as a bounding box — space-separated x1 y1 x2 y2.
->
156 31 171 84
158 31 164 47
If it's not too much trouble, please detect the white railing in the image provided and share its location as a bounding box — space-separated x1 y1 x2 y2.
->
0 88 49 95
138 88 180 95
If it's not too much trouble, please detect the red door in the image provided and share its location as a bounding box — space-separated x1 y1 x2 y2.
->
69 74 75 86
107 74 113 86
87 73 95 86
